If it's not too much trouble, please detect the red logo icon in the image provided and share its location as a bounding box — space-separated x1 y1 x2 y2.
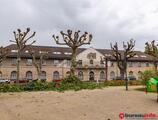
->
119 113 125 120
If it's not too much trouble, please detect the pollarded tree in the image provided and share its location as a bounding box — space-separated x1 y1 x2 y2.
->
29 50 48 81
0 46 9 65
111 39 136 91
52 30 92 76
10 28 36 83
145 40 158 70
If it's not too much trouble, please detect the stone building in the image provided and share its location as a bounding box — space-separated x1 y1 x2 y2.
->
0 44 155 82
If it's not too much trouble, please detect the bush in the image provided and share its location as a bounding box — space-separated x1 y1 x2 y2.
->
140 70 158 85
24 81 55 91
0 81 56 92
61 75 81 84
104 80 142 86
0 84 23 92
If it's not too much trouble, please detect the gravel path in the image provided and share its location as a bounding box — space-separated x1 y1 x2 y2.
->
0 86 157 120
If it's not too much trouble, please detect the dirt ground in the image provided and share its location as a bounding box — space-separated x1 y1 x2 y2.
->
0 86 157 120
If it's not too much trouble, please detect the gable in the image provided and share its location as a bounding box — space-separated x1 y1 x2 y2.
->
76 48 104 62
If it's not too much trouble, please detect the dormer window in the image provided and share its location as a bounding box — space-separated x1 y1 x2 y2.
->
25 50 29 53
53 52 61 54
39 51 48 54
64 52 72 55
140 55 146 58
11 50 18 53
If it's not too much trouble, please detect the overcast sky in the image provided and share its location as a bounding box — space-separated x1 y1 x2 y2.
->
1 0 158 51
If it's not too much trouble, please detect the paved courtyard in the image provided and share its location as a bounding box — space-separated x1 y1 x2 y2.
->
0 86 157 120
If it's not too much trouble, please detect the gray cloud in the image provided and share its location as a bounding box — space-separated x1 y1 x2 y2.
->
1 0 158 51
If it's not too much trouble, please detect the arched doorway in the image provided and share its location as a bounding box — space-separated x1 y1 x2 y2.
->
89 71 94 81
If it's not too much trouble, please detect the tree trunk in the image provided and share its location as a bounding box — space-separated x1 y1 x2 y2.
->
37 68 42 81
17 52 20 84
120 70 125 80
70 48 77 76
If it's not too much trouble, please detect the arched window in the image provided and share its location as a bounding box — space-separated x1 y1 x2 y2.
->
90 60 93 65
0 71 2 79
100 71 105 80
53 71 60 80
41 71 46 80
110 71 115 80
78 71 83 80
138 71 142 79
66 71 70 76
26 71 33 80
129 71 134 76
10 71 17 80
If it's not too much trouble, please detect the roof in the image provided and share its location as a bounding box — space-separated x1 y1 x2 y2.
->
5 44 155 62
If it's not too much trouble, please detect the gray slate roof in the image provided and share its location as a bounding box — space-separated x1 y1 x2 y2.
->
5 44 155 62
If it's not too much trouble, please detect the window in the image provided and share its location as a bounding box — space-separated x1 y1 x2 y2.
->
53 60 59 65
129 71 134 77
90 60 93 65
27 59 32 65
100 71 105 80
110 62 114 67
78 60 82 67
78 71 83 80
138 62 141 67
129 62 133 67
12 59 17 65
53 52 61 54
66 71 70 76
146 62 149 67
11 50 18 53
64 52 72 55
10 71 17 80
53 71 60 80
41 71 46 80
66 60 71 66
110 71 115 80
100 60 104 66
26 71 33 80
39 51 48 54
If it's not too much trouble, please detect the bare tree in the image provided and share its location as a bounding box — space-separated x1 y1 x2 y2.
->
29 50 48 81
145 40 158 70
52 30 92 76
101 56 111 81
111 39 136 90
0 46 9 65
10 28 36 83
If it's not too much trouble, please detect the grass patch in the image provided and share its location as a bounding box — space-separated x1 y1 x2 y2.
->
135 87 157 93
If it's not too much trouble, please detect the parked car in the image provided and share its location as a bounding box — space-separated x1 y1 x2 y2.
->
0 78 10 84
128 76 137 80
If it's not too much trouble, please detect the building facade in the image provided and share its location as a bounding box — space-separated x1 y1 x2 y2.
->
0 44 155 82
